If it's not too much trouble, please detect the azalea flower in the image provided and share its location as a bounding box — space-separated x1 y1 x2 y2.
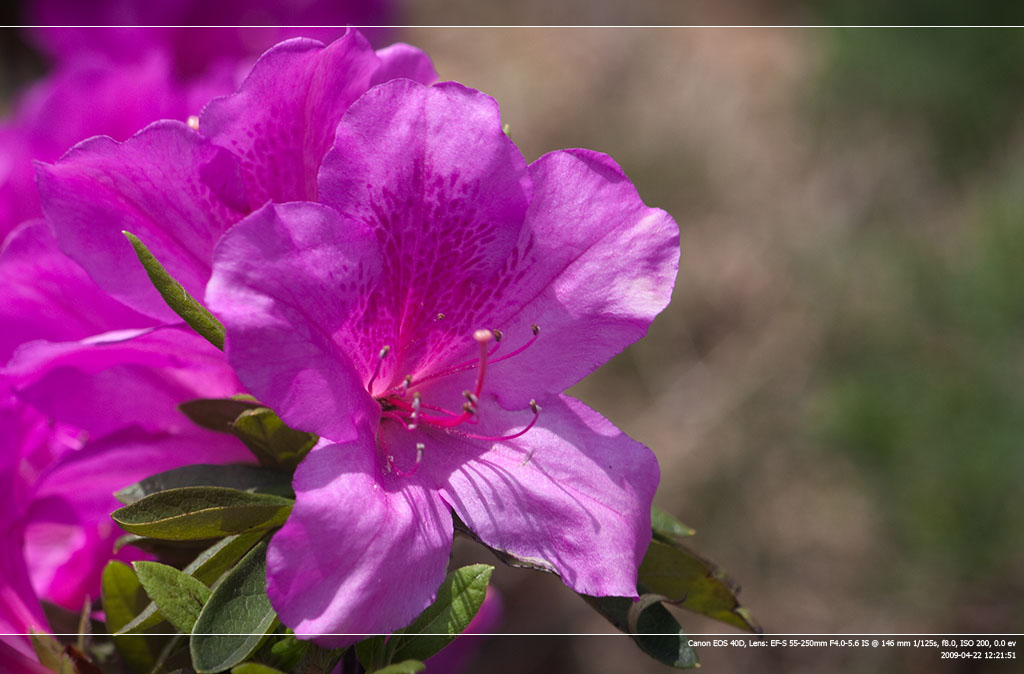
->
38 31 437 322
0 220 251 611
204 79 679 643
0 52 235 240
25 0 393 75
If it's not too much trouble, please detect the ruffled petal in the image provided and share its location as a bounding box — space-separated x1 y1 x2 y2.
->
477 149 680 407
318 79 532 380
200 31 434 207
0 219 152 363
267 430 452 646
206 201 382 442
6 326 242 437
412 393 658 597
24 427 252 609
37 120 249 320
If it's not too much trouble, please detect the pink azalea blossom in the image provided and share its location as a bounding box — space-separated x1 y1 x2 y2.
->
0 52 235 240
38 31 437 323
26 1 394 75
204 79 678 643
0 220 251 612
35 29 676 644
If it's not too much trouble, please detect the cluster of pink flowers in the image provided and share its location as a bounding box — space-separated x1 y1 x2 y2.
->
1 14 678 673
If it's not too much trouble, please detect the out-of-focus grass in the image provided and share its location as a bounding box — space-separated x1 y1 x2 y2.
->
815 1 1024 173
811 189 1024 593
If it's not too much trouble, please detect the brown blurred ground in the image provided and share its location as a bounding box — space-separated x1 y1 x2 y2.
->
401 25 1024 673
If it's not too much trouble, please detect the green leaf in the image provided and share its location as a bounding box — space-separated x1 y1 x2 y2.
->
191 541 278 673
30 630 74 674
178 398 265 434
101 561 161 672
112 487 293 541
651 506 696 541
231 665 288 674
389 564 493 663
355 636 388 672
177 399 318 470
120 532 264 635
115 464 294 505
583 595 699 669
231 407 318 470
123 230 225 349
372 661 426 674
133 562 211 633
264 630 310 672
638 540 761 633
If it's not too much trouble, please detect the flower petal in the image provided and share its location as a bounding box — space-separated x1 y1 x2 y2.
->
25 427 252 609
206 201 382 442
318 79 533 380
6 326 242 437
0 219 152 362
413 393 658 597
37 120 249 320
267 430 452 646
479 149 680 407
200 31 435 208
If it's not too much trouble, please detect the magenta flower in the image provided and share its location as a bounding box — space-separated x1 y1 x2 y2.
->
26 1 394 75
38 31 436 323
0 220 252 611
204 79 679 643
0 52 235 240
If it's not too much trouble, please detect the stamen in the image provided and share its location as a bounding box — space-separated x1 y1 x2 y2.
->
400 374 413 396
366 345 390 393
445 399 541 442
409 392 421 430
489 324 540 366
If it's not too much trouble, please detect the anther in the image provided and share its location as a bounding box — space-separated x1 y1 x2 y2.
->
531 324 540 336
436 313 446 321
415 443 425 464
492 329 503 342
401 374 413 395
462 402 476 415
530 399 540 414
409 392 422 430
463 390 479 407
187 115 199 130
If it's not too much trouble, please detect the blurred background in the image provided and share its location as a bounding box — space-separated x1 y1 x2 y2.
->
3 3 1024 672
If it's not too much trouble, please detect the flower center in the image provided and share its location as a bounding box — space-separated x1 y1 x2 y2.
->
370 324 542 475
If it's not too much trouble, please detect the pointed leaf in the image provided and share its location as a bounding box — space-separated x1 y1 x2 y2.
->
230 407 318 470
191 541 278 674
132 562 211 633
638 540 761 633
120 532 265 635
178 398 265 433
30 631 74 674
101 561 161 672
112 487 293 540
651 506 696 541
123 230 225 349
583 594 699 669
389 565 493 663
115 464 293 505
